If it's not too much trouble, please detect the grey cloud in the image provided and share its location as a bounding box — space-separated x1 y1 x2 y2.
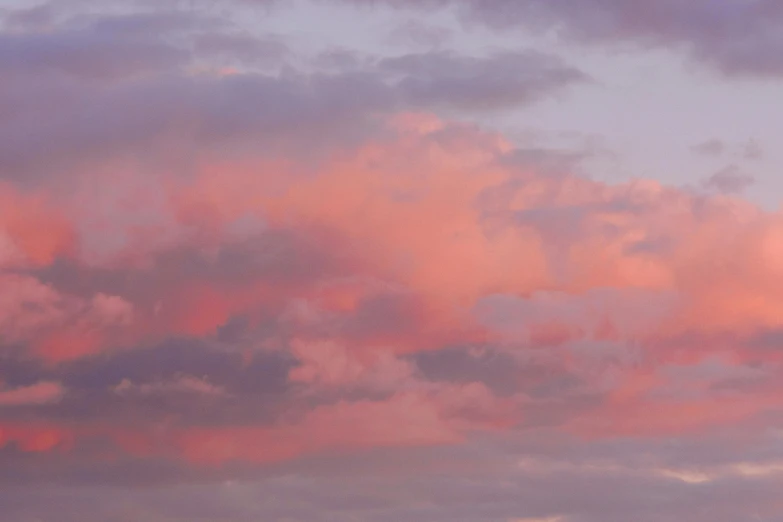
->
379 50 588 110
500 146 593 174
33 227 353 320
703 165 755 194
0 7 585 181
385 19 453 47
0 11 204 80
1 4 57 31
342 0 783 77
0 67 393 181
744 139 764 160
0 30 185 80
464 0 783 77
0 10 387 180
411 342 604 428
692 139 764 161
413 345 531 396
0 337 295 426
343 291 426 339
58 338 293 396
4 434 783 521
86 1 783 77
193 32 289 65
2 51 535 181
692 139 727 157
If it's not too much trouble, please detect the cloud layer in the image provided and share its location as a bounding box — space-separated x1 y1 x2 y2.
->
2 2 783 521
343 0 783 77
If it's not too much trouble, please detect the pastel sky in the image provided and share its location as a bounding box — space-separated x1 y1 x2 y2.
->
2 1 783 521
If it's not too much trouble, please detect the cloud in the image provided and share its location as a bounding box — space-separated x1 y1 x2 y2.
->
3 2 783 519
702 165 756 194
0 68 391 181
0 6 586 183
0 14 189 80
0 274 67 339
0 184 75 266
0 381 64 407
20 1 783 79
377 50 588 110
289 338 415 391
386 19 453 47
3 111 783 466
5 434 783 521
340 0 783 77
0 49 582 183
744 139 764 160
192 32 289 66
691 139 726 157
113 376 227 397
1 4 56 31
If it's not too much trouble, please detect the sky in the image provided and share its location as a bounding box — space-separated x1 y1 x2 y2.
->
2 0 783 521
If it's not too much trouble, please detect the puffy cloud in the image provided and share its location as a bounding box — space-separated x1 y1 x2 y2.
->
2 2 783 520
289 338 415 390
0 381 64 407
0 269 136 361
3 111 783 466
0 184 75 266
0 274 67 338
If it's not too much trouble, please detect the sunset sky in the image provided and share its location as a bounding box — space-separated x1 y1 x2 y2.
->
2 1 783 521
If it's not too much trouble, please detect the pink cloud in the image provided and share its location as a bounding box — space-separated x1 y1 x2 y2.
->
167 383 517 465
4 110 783 469
5 4 783 519
0 423 74 453
0 183 75 267
90 293 134 326
289 338 415 391
0 274 67 338
0 381 64 407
